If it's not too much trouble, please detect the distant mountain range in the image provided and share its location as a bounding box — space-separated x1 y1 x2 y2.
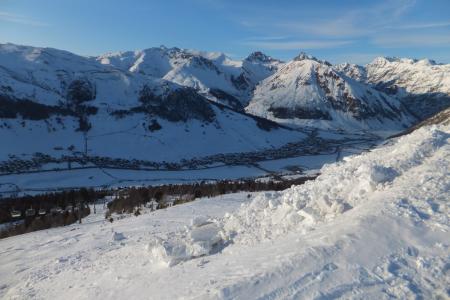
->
0 42 449 173
336 57 450 119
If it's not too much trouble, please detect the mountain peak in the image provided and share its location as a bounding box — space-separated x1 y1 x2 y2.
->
245 51 276 63
293 52 312 61
293 52 331 66
370 56 443 68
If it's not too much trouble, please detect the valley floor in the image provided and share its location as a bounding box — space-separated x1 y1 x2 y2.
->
0 125 449 299
0 130 377 196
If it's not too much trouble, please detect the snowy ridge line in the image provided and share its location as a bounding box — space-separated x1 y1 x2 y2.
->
147 124 450 267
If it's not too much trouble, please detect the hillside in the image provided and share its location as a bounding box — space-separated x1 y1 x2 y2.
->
0 123 448 299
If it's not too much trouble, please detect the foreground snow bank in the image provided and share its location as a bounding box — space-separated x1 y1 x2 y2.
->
150 124 450 261
1 125 448 299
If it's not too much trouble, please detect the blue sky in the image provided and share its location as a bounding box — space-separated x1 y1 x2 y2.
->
1 0 449 64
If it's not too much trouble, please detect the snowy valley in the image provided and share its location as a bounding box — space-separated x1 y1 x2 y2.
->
1 43 449 195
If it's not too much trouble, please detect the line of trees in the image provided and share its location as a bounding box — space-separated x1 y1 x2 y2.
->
0 176 316 238
0 188 106 224
0 206 90 239
106 176 316 216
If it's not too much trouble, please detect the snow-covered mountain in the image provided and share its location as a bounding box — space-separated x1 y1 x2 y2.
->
1 42 448 185
97 47 283 108
247 53 415 131
336 57 450 119
0 43 304 166
240 51 284 93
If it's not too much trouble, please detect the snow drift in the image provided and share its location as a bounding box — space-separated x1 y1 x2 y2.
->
149 123 449 266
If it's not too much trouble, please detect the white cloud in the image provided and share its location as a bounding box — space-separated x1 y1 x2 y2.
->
243 40 353 50
373 34 450 48
239 0 450 53
0 11 48 27
387 21 450 30
242 35 291 42
278 19 373 38
276 0 417 38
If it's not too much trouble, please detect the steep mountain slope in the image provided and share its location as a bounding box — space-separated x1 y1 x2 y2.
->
247 53 415 131
336 57 450 119
239 51 284 93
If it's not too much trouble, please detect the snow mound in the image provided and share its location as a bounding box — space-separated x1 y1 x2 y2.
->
190 215 210 227
221 125 448 244
150 125 449 266
112 231 126 241
148 221 224 267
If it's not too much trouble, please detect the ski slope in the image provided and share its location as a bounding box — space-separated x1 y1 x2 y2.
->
0 124 449 299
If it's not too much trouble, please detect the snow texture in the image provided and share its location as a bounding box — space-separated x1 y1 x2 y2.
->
1 124 447 299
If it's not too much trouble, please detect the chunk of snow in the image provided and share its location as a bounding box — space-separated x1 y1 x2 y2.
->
112 231 126 241
190 216 210 227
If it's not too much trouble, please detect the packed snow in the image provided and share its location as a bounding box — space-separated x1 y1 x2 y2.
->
0 124 448 299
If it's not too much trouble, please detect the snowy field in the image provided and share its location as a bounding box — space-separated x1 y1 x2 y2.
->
0 154 338 195
0 124 449 299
